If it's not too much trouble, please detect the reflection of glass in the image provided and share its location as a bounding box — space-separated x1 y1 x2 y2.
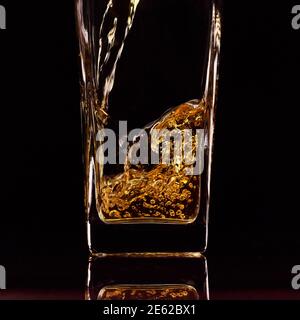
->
86 256 209 300
98 284 199 300
75 0 221 255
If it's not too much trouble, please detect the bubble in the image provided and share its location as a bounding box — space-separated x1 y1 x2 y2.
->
109 210 121 218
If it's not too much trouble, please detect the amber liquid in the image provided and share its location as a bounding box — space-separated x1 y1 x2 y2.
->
99 100 208 224
98 285 199 300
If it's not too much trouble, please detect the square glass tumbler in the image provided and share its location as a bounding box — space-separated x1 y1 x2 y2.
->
75 0 221 257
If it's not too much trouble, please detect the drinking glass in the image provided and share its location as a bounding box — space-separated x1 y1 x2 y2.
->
75 0 221 256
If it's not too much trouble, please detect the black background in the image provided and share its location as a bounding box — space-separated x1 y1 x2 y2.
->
0 1 299 299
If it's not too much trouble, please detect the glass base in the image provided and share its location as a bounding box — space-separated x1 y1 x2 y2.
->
87 215 207 256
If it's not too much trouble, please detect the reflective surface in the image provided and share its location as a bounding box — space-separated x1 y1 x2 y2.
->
86 256 209 300
1 255 300 300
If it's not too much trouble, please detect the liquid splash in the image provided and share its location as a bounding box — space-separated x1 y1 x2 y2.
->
99 99 208 223
95 0 140 124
